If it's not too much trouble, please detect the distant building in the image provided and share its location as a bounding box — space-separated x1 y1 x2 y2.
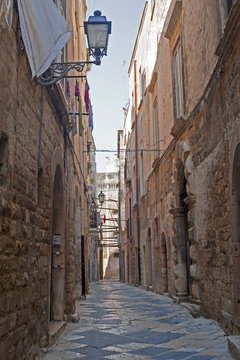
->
87 135 99 283
97 169 119 279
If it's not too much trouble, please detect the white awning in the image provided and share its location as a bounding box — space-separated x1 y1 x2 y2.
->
17 0 72 78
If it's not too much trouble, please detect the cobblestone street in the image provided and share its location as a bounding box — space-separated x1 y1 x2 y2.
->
39 281 233 360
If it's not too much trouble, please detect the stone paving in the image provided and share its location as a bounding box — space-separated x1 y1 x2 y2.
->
39 281 233 360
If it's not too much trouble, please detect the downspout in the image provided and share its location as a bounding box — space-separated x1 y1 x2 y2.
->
38 86 44 171
134 60 141 285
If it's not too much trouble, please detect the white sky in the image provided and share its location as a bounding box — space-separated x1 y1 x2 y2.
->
86 0 145 172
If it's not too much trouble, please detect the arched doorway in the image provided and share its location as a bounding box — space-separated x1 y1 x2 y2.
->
74 187 82 298
170 162 192 301
50 165 65 321
147 227 153 288
232 144 240 329
177 163 192 297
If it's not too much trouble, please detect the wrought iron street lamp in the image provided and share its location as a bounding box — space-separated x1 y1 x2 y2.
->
98 191 105 205
37 10 111 85
84 10 111 66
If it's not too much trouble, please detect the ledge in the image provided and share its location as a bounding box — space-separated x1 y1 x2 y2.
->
228 336 240 359
49 321 66 345
170 117 186 138
164 0 182 40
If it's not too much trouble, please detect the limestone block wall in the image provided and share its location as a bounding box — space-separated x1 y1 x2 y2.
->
0 5 88 359
144 3 240 334
123 0 240 336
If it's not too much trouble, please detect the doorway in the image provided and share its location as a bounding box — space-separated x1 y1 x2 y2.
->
177 162 192 297
50 165 64 321
161 232 168 293
232 144 240 328
147 227 153 288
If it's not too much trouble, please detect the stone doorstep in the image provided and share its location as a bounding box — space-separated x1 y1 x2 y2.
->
228 336 240 360
181 302 201 318
48 321 66 346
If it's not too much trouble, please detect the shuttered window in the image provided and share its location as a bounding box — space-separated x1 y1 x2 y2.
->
173 44 184 119
153 103 159 156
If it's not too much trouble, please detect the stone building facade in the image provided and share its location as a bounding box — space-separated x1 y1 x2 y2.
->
0 1 92 359
122 0 240 335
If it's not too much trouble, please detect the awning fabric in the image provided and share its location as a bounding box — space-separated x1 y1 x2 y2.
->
17 0 72 78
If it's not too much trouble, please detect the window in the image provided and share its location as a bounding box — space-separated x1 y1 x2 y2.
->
227 0 234 13
129 198 133 238
151 0 156 20
54 0 68 89
38 168 44 207
173 42 185 119
0 131 9 187
0 131 8 167
131 104 135 127
142 69 146 97
133 166 136 204
140 151 144 196
138 67 142 102
218 0 236 31
153 101 159 156
154 217 159 247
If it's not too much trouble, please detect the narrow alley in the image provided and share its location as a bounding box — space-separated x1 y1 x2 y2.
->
39 281 233 360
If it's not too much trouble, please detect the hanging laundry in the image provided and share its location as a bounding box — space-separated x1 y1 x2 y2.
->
72 99 77 136
79 97 83 137
17 0 72 78
0 0 13 29
75 81 80 97
84 80 90 113
88 101 93 131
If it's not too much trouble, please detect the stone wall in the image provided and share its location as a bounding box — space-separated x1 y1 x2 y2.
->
0 2 88 358
148 1 240 334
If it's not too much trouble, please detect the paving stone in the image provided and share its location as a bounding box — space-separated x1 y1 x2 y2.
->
130 345 172 356
38 281 233 360
154 350 197 359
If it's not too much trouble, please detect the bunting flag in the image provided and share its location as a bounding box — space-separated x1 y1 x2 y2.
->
84 80 90 112
88 101 93 131
79 97 83 137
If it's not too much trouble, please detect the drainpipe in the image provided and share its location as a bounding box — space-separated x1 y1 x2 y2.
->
134 60 141 285
38 86 44 171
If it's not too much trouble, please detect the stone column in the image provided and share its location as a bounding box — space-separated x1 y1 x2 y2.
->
170 207 189 302
184 195 201 306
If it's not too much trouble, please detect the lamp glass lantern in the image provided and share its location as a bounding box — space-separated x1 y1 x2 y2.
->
84 10 111 65
98 191 105 205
